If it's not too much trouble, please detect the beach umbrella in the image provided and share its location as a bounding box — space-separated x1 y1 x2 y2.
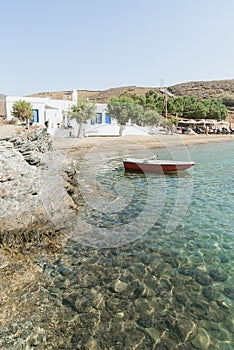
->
197 119 206 124
205 120 217 124
185 119 197 124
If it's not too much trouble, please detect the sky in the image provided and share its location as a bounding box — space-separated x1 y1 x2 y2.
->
1 0 234 96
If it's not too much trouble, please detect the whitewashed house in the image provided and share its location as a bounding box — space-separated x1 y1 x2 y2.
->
6 95 113 136
6 95 72 128
6 91 152 137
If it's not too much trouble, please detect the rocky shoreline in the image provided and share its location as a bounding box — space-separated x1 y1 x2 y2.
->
0 128 76 246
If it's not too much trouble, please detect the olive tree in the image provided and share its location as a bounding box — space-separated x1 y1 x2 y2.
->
141 109 162 126
107 97 143 135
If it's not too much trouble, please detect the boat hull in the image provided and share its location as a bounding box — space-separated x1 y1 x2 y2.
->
123 160 195 173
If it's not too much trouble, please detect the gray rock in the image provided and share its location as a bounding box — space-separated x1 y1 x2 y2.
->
0 129 73 245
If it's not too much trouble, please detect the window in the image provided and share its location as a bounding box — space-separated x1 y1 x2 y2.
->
96 113 102 124
33 109 39 123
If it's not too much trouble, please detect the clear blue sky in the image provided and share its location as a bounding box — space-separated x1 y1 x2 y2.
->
1 0 234 96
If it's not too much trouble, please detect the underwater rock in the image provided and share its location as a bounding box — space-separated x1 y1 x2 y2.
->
209 269 228 282
144 327 160 343
110 279 128 293
191 327 210 349
223 287 234 299
174 317 197 342
195 270 212 286
136 315 153 328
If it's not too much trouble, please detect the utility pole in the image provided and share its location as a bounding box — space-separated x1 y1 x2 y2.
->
165 92 168 119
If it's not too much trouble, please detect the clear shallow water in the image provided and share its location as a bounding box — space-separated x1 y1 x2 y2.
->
0 140 234 349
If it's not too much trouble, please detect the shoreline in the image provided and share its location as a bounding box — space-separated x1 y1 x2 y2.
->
66 133 233 157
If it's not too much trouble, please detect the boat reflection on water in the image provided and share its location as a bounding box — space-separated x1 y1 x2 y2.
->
123 168 193 179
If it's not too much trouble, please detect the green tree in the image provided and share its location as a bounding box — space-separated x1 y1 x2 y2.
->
108 90 228 129
11 99 34 127
107 96 143 134
68 98 96 137
120 91 146 108
203 98 227 120
140 109 162 126
145 90 164 114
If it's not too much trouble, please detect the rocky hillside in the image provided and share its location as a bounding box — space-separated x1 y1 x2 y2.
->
168 79 234 99
29 80 234 103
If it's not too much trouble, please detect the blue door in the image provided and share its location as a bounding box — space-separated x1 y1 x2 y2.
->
33 109 39 123
105 113 111 124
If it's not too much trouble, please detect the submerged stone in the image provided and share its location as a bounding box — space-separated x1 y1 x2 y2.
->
223 287 234 299
191 327 210 349
209 269 228 282
174 317 197 342
145 327 160 343
195 270 212 286
111 279 128 293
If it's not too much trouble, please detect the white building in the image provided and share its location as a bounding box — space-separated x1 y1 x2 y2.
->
5 95 153 137
6 96 72 128
6 95 111 136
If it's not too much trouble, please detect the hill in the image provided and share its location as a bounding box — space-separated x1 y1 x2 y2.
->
168 79 234 99
28 80 234 120
28 79 234 103
28 86 161 103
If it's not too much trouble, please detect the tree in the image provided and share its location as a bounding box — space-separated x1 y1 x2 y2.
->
68 98 96 137
140 109 162 126
107 97 143 133
145 90 164 114
120 91 146 108
11 99 34 127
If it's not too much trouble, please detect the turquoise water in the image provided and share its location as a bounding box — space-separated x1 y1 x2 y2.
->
1 140 233 349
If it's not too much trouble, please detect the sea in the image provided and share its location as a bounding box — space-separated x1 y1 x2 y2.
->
0 139 233 349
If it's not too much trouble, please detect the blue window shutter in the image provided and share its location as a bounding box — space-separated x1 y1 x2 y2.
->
105 113 111 124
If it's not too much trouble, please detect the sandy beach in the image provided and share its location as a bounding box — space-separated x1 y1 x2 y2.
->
0 124 233 157
65 133 233 157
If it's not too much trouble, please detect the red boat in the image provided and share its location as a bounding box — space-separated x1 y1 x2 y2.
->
123 158 195 173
